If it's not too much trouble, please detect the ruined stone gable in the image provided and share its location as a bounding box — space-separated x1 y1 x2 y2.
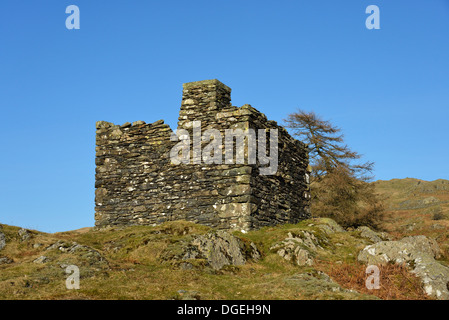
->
95 79 311 231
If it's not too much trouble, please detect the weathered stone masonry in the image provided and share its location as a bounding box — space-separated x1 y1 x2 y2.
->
95 79 311 231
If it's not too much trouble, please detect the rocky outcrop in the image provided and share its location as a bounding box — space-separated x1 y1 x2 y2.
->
0 225 11 264
270 230 327 266
358 235 449 300
18 228 32 242
0 257 13 265
33 256 49 264
314 218 345 235
356 226 391 243
0 225 5 251
45 240 109 270
162 230 260 270
397 196 441 210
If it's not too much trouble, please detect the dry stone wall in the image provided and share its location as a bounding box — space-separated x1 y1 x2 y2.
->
95 79 310 231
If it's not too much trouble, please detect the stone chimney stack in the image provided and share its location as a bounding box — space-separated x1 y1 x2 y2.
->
178 79 232 130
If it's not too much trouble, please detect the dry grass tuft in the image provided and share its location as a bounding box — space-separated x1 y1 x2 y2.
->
320 261 430 300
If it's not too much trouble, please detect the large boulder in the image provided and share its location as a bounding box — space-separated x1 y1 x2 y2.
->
270 230 327 267
315 218 345 235
162 230 260 270
358 236 449 300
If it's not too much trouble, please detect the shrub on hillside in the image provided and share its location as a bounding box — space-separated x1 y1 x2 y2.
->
311 165 385 229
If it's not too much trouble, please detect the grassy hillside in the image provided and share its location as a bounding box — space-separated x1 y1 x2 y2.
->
374 178 449 260
1 178 447 300
0 218 429 300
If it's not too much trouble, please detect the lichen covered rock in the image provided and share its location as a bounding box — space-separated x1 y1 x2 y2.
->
315 218 345 235
161 230 260 270
270 230 327 266
358 235 449 300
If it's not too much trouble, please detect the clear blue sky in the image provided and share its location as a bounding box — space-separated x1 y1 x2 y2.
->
1 1 448 232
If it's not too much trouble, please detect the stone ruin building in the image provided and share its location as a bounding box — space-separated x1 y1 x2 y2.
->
95 79 311 231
